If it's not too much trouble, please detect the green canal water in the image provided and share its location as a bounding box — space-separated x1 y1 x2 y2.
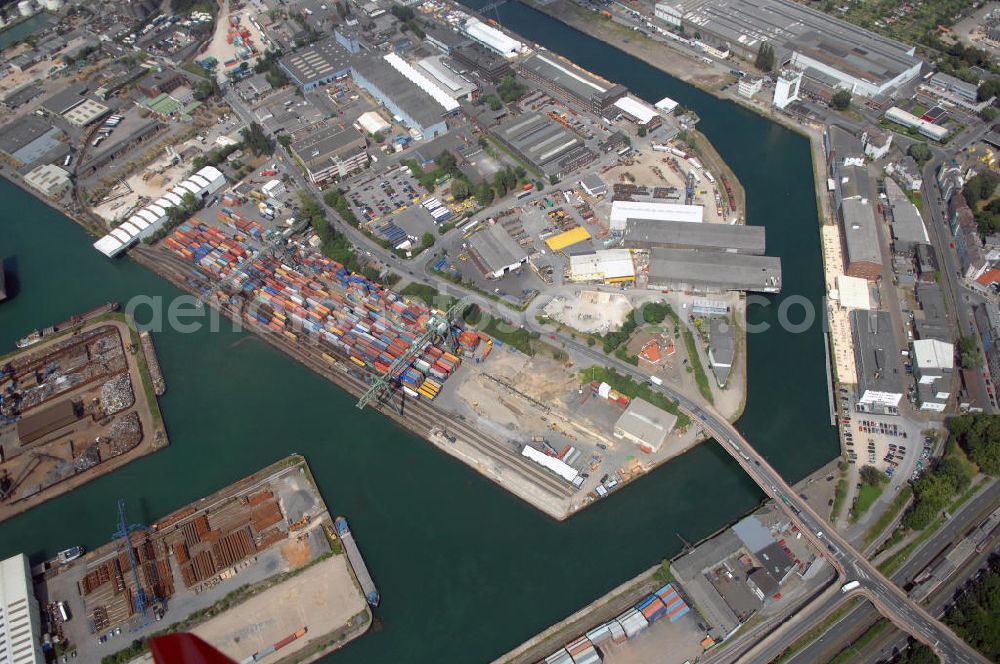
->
0 7 835 661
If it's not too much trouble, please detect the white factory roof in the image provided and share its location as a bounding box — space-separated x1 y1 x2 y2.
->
610 200 703 228
462 17 523 57
614 95 659 124
835 274 871 310
655 96 678 112
569 249 636 281
93 166 226 258
521 445 579 482
912 339 954 371
1 554 43 664
383 52 460 112
357 110 391 135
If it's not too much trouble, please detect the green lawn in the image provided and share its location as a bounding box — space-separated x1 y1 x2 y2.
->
863 485 913 548
481 317 538 356
850 483 884 523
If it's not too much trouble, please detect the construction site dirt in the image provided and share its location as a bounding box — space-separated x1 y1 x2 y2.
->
34 455 372 664
0 314 167 523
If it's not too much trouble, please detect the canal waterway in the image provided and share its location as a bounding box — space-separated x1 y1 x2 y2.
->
0 6 836 661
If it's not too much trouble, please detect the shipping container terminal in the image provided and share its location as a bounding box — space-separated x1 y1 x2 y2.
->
131 226 584 515
0 312 167 523
34 455 372 663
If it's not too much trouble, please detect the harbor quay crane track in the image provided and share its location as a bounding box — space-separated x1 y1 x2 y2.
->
133 247 575 503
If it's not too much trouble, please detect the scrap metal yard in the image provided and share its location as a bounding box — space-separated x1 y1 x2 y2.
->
34 455 371 663
0 313 166 523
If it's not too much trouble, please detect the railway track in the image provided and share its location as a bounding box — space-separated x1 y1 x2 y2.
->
133 246 576 501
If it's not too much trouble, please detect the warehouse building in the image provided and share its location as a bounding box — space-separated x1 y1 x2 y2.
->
622 218 765 254
579 173 607 197
610 95 661 129
93 165 226 257
884 106 949 142
648 248 781 293
610 200 704 232
0 115 64 167
912 338 953 412
568 249 636 283
517 49 627 114
613 397 677 453
416 55 478 102
851 310 903 414
460 18 524 58
545 226 592 253
279 37 353 91
468 223 529 278
653 0 921 98
40 82 93 116
351 54 456 139
491 112 596 179
77 118 162 178
836 165 881 280
0 553 44 664
884 178 928 253
914 282 950 343
23 163 71 198
63 98 110 127
16 400 80 444
835 274 872 310
425 24 471 54
708 317 735 387
451 43 512 82
289 121 369 185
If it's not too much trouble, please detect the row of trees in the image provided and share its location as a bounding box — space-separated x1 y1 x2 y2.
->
948 414 1000 476
944 557 1000 661
240 122 273 157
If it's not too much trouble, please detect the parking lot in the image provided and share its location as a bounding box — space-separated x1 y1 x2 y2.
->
838 394 928 488
347 167 427 225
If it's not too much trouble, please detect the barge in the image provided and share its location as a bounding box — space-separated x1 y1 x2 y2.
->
334 516 380 607
16 302 119 348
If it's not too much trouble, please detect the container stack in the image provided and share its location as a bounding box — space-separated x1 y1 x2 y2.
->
655 583 691 622
162 223 466 398
422 197 452 226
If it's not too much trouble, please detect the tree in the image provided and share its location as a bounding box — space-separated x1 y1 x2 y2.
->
755 43 775 72
420 232 435 249
192 78 218 101
637 125 647 137
981 106 998 122
963 172 1000 206
907 142 931 165
475 182 494 206
549 174 558 185
277 133 291 148
240 122 273 156
484 94 502 111
859 465 885 486
949 414 1000 475
830 89 852 111
451 179 470 200
435 150 457 171
372 131 384 143
497 74 527 103
957 335 983 369
977 79 1000 102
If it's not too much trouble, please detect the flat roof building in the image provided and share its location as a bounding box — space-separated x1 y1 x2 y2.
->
568 249 636 283
708 316 735 387
451 43 512 82
610 200 703 231
351 55 450 139
655 0 922 97
289 121 369 185
279 37 353 91
468 223 529 278
0 115 63 167
0 553 43 664
40 82 92 115
622 218 765 254
836 165 881 280
613 397 677 453
23 163 71 198
913 338 953 412
63 98 110 127
648 248 781 293
851 310 903 413
914 282 950 342
517 49 627 114
461 18 524 58
579 173 607 197
884 178 928 252
491 112 596 179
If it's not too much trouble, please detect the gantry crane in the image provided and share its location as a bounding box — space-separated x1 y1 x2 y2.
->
356 297 471 412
